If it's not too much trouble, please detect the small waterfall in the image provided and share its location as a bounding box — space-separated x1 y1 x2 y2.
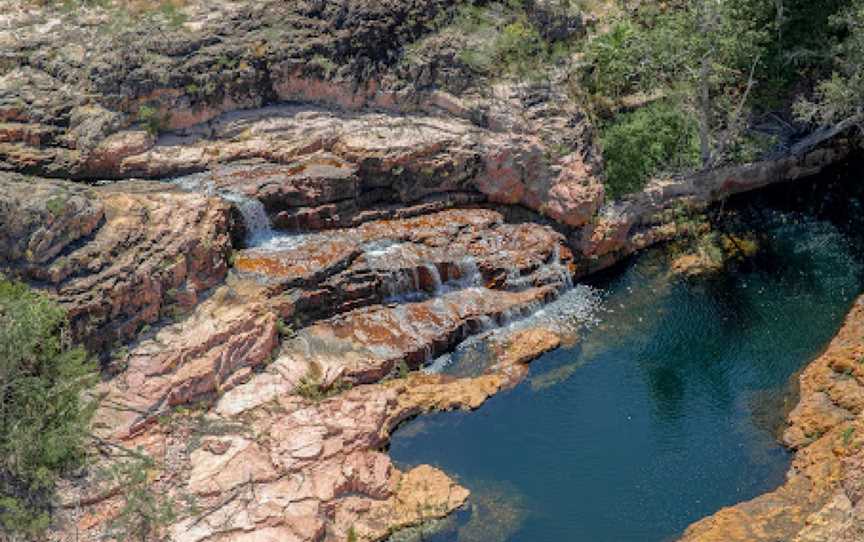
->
422 263 443 294
453 256 482 288
222 193 275 246
504 246 574 291
171 173 275 247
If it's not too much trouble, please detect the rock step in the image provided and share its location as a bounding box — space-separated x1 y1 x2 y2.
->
215 284 557 417
236 207 575 324
0 176 232 354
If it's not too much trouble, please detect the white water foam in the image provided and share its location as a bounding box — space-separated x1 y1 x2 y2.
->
222 192 276 246
422 285 604 375
172 172 280 247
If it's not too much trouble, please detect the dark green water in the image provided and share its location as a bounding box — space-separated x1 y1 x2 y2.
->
388 163 864 542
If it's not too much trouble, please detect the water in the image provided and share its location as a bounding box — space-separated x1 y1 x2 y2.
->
388 163 864 542
171 171 277 246
222 193 275 245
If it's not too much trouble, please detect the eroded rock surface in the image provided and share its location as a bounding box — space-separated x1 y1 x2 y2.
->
59 326 560 542
0 173 232 352
1 2 860 541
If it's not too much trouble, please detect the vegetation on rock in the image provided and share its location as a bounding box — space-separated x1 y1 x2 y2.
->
600 101 700 198
0 278 96 537
583 0 863 197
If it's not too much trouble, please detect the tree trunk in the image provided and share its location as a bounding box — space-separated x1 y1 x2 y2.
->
698 54 712 168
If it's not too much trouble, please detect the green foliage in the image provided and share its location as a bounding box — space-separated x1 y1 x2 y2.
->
103 451 177 542
309 54 338 78
294 362 352 401
449 1 580 79
794 0 864 126
582 20 642 99
158 1 187 29
396 359 410 379
583 0 773 166
600 101 700 199
137 105 164 136
755 0 848 107
0 278 97 536
45 195 67 216
276 318 295 339
842 426 856 446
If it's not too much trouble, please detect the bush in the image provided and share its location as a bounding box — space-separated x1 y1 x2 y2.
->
449 1 580 79
600 102 700 199
0 278 97 537
104 453 177 542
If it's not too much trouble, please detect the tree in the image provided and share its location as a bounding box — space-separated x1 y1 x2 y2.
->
103 451 177 542
585 0 773 168
794 0 864 128
0 278 97 538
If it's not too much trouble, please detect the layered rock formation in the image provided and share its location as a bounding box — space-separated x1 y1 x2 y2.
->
0 175 232 353
59 326 560 542
0 0 861 541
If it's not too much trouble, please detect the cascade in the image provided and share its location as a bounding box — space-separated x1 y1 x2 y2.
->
222 193 275 246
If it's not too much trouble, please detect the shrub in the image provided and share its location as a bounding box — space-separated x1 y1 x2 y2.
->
600 102 700 199
0 278 97 536
137 105 164 136
582 20 644 99
104 452 177 542
448 1 580 79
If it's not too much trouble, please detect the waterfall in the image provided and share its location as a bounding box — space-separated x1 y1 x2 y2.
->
454 256 482 288
172 172 275 247
422 263 443 294
222 193 275 246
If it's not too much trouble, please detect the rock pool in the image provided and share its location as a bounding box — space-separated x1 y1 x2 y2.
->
388 164 864 542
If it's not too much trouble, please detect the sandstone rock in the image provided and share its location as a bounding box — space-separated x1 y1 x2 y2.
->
235 208 575 324
0 174 232 352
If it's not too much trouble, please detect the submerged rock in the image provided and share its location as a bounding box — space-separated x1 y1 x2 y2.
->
681 295 864 542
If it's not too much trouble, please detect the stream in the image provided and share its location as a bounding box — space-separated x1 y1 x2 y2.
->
387 162 864 542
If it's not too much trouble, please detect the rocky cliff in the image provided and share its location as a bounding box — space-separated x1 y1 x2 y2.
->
0 1 859 541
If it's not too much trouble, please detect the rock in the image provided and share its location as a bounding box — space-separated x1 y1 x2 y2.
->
234 208 575 323
527 0 587 42
96 286 279 438
0 174 232 353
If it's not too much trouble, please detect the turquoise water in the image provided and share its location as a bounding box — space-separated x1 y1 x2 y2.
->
388 164 864 542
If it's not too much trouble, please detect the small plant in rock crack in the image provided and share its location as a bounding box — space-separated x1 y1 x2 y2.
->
276 318 295 339
843 426 856 446
137 105 165 136
294 362 353 401
294 362 326 401
101 448 177 542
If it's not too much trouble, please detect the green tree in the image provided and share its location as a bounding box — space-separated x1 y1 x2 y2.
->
104 451 177 542
0 278 97 538
600 101 700 198
585 0 773 167
794 0 864 127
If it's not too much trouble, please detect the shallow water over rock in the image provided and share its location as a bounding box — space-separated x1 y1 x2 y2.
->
389 168 864 542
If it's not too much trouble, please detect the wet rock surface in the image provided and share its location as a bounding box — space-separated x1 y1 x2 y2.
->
0 1 860 541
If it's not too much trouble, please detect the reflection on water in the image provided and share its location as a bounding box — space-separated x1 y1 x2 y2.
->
389 163 864 542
